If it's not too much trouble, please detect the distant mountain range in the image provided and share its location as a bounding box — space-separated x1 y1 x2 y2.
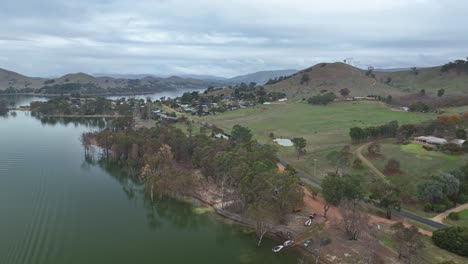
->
0 68 221 95
2 61 467 97
0 67 299 95
92 69 298 84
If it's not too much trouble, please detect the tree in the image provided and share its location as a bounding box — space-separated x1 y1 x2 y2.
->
247 200 279 246
321 173 363 218
300 74 310 85
352 158 363 169
349 127 366 142
326 146 353 174
417 173 459 203
339 88 350 97
456 129 467 140
384 158 401 174
369 181 401 219
432 227 468 257
367 143 381 157
391 222 425 263
339 199 369 240
321 174 345 218
437 88 445 97
307 92 336 105
291 137 307 159
419 89 426 96
230 125 253 145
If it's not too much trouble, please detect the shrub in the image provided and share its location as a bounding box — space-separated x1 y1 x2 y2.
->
448 212 460 221
457 194 468 204
423 202 433 212
432 227 468 256
433 204 447 213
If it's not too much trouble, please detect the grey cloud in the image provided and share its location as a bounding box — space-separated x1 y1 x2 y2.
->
1 0 467 77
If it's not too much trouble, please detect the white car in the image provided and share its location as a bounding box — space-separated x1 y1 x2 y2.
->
283 240 294 247
272 245 284 252
304 219 312 226
303 240 312 247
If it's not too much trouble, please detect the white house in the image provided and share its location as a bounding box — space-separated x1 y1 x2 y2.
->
415 136 448 146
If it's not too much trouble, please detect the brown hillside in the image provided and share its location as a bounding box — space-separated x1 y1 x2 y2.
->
374 66 468 96
266 62 403 98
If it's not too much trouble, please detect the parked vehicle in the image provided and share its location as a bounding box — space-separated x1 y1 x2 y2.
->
272 245 284 252
309 213 316 219
303 240 312 247
304 219 312 226
283 240 294 247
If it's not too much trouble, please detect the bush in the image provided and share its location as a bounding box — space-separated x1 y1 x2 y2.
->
457 194 468 204
433 204 447 213
423 202 433 212
448 212 460 221
432 227 468 256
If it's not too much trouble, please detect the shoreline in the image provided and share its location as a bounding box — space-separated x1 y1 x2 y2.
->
186 192 317 261
0 90 181 98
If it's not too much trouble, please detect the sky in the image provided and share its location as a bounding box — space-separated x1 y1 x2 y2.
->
1 0 467 77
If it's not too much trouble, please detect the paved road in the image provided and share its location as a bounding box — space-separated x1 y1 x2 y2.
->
277 155 447 229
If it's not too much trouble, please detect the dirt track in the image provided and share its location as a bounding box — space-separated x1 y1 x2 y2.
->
431 202 468 223
355 141 389 182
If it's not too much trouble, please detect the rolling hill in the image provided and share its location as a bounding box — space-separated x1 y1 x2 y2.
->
227 69 298 85
0 68 219 95
265 62 468 98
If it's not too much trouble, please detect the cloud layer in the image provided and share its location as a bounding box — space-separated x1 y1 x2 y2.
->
1 0 467 77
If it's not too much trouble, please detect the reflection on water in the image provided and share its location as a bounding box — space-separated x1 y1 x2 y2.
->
0 111 302 264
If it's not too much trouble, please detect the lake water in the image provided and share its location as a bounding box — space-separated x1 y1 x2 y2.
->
0 111 302 264
3 88 205 109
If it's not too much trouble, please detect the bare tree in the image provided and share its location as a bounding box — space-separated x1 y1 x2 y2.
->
339 200 369 240
247 200 279 246
391 223 425 264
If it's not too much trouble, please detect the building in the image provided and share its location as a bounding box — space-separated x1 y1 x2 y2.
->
415 136 448 146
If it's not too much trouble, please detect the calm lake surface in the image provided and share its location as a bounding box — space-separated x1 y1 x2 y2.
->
0 109 302 263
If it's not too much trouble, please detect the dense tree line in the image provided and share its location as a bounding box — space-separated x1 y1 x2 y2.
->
30 97 134 116
441 59 468 74
349 121 399 142
307 92 337 105
88 123 303 241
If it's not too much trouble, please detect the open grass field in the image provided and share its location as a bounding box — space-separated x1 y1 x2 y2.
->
444 209 468 228
369 140 468 205
198 101 436 183
200 101 435 149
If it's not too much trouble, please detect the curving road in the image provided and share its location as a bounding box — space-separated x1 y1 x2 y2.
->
278 153 447 230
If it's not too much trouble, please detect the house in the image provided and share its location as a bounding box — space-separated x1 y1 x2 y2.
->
399 107 410 112
214 133 230 140
415 136 448 146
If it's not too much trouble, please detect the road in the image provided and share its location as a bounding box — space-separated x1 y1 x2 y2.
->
431 202 468 223
199 118 447 230
278 154 447 230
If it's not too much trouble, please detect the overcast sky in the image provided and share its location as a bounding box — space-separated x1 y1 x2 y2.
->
1 0 467 77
